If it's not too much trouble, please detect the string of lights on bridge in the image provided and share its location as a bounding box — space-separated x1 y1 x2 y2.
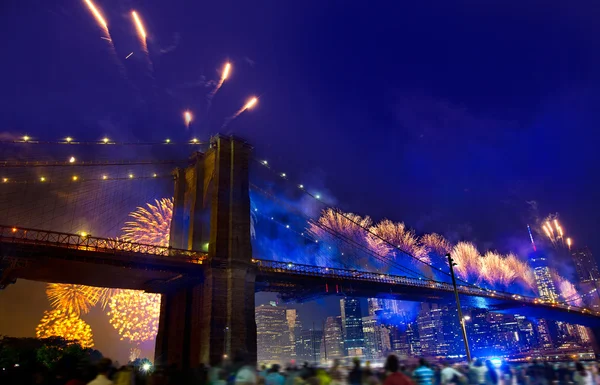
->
1 135 209 146
1 174 171 184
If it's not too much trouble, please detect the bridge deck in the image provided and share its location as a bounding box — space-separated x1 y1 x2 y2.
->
2 226 600 326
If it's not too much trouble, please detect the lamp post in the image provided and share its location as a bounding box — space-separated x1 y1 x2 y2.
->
447 253 472 362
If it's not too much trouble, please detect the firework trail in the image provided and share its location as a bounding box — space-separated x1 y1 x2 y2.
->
567 237 573 250
222 97 258 128
107 290 161 343
421 233 452 256
527 224 537 251
36 309 94 348
209 62 231 100
122 198 173 246
450 242 481 282
184 111 192 129
369 220 430 264
131 11 147 52
82 0 127 76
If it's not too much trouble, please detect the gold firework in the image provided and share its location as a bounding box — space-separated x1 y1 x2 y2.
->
420 233 453 256
450 242 480 282
36 309 94 348
107 290 161 343
122 198 173 246
370 219 430 264
46 284 120 315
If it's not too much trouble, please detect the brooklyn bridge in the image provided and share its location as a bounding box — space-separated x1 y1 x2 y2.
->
1 135 599 368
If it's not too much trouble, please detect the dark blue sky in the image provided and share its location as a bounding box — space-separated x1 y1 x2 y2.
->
2 0 599 255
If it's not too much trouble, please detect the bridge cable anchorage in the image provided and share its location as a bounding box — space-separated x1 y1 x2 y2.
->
251 157 487 289
250 183 440 281
0 139 210 146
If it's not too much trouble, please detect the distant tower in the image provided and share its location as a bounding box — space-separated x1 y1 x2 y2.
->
256 303 289 365
530 251 559 302
340 298 365 358
571 247 600 311
323 316 344 362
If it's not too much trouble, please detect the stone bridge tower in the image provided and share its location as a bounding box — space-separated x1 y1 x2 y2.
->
155 135 256 368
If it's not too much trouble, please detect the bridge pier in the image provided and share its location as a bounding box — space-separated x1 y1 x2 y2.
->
155 135 255 369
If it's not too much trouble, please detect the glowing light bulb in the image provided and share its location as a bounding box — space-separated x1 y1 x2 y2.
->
191 138 198 143
2 178 7 183
102 175 108 180
72 176 78 181
69 156 76 163
102 137 109 143
23 135 30 141
262 160 268 165
315 194 321 199
128 174 134 179
152 173 157 177
40 177 46 182
80 232 88 237
65 137 73 143
165 139 171 143
12 227 17 232
281 173 286 177
299 184 304 189
286 225 290 229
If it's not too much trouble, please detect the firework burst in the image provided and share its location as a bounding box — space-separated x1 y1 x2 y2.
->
107 290 161 343
369 220 430 264
46 284 99 315
420 233 453 256
122 198 173 246
504 253 536 292
36 309 94 348
479 251 517 288
450 242 481 282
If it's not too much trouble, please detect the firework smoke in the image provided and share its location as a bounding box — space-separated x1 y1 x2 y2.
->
550 269 582 306
107 290 161 343
122 198 172 246
36 309 94 348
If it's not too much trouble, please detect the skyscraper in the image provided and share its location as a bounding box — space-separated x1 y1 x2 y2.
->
285 309 301 362
340 298 365 357
323 316 344 362
297 329 323 364
530 252 558 301
572 247 600 282
417 303 463 356
362 315 391 359
256 303 289 365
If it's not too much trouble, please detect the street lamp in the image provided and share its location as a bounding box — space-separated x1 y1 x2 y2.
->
447 253 472 362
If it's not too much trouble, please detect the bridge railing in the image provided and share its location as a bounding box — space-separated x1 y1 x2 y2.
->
0 225 206 263
252 259 594 315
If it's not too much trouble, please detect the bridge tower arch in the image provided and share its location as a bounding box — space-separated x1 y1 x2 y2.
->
155 135 256 368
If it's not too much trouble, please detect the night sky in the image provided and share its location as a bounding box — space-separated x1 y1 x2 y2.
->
1 0 600 363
